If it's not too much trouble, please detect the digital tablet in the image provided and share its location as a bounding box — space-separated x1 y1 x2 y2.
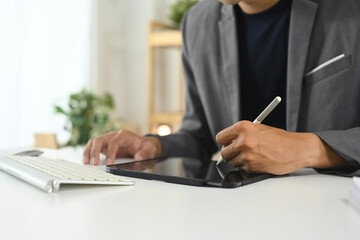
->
106 158 273 188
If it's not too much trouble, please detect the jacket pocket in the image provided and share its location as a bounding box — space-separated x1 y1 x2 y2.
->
304 54 352 87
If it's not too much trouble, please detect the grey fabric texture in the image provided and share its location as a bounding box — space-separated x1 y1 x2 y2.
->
158 0 360 176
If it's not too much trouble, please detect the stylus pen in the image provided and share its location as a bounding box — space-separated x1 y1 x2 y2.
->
216 96 282 166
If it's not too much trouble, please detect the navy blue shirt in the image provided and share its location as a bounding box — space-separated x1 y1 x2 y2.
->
236 0 291 129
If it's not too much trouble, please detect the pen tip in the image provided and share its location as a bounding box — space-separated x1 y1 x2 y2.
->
276 96 282 102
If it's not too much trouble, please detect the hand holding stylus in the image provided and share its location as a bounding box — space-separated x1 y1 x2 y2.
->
216 96 281 166
215 95 346 175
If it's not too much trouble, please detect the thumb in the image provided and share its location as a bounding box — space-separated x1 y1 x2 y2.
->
134 142 157 161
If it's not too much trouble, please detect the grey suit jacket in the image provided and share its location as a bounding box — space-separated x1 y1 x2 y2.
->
158 0 360 175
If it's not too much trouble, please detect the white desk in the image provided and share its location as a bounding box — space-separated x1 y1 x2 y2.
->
0 148 359 240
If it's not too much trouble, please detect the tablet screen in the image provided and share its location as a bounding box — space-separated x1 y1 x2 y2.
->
106 158 272 188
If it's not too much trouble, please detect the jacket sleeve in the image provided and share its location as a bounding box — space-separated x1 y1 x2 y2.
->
315 130 360 177
156 10 218 160
314 129 360 176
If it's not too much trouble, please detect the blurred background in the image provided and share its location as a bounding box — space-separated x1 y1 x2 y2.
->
0 0 196 149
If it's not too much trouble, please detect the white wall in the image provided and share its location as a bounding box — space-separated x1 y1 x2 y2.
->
0 0 180 149
93 0 180 134
0 0 91 148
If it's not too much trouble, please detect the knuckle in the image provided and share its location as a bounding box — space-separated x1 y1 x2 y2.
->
235 120 251 131
108 136 119 146
114 129 134 140
85 138 94 146
232 138 243 151
228 143 236 153
241 152 249 162
105 130 121 137
92 136 103 143
232 138 242 150
117 129 130 136
239 136 254 150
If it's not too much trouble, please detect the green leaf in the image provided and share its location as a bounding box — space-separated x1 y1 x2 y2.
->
54 88 123 146
54 106 67 115
168 0 198 26
103 93 114 109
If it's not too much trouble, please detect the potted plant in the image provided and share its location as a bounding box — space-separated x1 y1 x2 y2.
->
168 0 199 27
54 89 123 146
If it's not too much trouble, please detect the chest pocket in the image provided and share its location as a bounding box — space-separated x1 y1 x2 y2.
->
304 54 352 87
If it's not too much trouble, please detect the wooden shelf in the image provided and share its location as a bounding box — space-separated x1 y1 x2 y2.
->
148 31 182 47
150 112 183 125
147 21 184 134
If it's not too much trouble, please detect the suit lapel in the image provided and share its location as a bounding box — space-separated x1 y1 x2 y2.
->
218 4 241 123
287 0 318 131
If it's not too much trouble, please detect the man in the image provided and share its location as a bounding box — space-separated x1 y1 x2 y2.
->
83 0 360 176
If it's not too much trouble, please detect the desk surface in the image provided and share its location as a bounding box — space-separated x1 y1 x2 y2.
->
0 148 359 240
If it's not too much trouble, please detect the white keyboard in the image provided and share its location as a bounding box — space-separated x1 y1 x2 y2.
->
0 155 134 193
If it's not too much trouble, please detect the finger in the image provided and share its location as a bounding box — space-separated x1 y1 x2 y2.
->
105 130 142 165
227 157 243 168
83 139 93 164
99 132 119 156
106 134 124 165
134 141 157 161
221 139 244 161
231 161 250 173
216 127 238 146
90 136 105 165
216 121 252 146
227 153 245 169
227 151 258 173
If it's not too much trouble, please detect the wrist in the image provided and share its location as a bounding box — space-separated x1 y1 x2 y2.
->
143 136 162 158
303 133 325 168
305 133 349 169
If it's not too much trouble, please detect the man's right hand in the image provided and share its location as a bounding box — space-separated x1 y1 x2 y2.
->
82 130 162 165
